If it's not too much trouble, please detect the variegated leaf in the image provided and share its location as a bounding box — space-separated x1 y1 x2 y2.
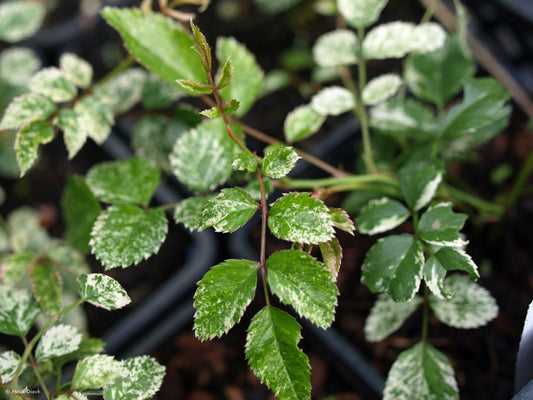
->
36 324 82 361
200 188 258 233
72 355 125 390
311 86 356 116
313 29 358 67
262 144 300 178
356 197 410 235
78 273 131 311
418 203 467 247
284 105 325 143
0 351 27 384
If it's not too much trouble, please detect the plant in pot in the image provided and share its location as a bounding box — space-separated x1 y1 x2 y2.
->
0 0 530 399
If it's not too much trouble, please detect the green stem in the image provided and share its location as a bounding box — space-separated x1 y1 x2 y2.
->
21 337 49 400
421 284 430 343
420 0 437 23
96 55 136 87
258 172 271 307
281 174 399 191
506 149 533 211
438 184 504 217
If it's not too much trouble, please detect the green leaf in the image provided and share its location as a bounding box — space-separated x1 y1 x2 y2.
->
90 205 168 269
362 74 402 105
404 35 475 107
0 286 41 336
199 105 220 119
398 161 443 211
361 234 425 302
28 67 78 103
103 355 166 400
268 192 334 244
383 342 458 400
73 95 114 145
55 337 105 368
423 255 451 300
0 252 35 286
418 203 467 247
363 22 446 60
246 306 311 400
35 324 82 362
0 93 57 130
365 294 422 342
337 0 389 28
262 144 300 178
141 73 183 109
62 176 101 254
101 8 207 93
199 187 258 233
60 53 93 89
319 237 342 278
7 207 50 253
170 118 241 192
370 98 435 140
0 351 27 383
29 258 62 314
95 68 146 115
267 250 338 328
86 157 160 206
284 105 325 143
356 197 410 235
190 20 212 72
221 99 240 115
176 79 213 94
432 246 479 280
438 78 511 144
0 1 45 43
78 273 131 311
0 47 41 87
216 57 234 90
55 109 86 159
313 29 358 67
72 355 125 390
194 259 258 340
15 120 54 176
330 208 355 235
429 274 498 328
311 86 356 116
173 196 212 232
233 151 257 172
217 37 263 116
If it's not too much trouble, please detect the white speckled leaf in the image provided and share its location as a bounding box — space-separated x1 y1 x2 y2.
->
0 351 27 384
365 294 422 342
0 93 56 130
262 144 300 178
0 286 41 336
0 252 35 286
216 57 234 90
103 355 166 400
90 205 168 269
194 259 258 340
86 157 160 206
313 29 358 67
35 324 82 361
72 355 126 390
267 250 338 328
337 0 389 28
170 118 241 192
383 342 458 400
411 23 447 54
356 197 409 235
398 162 443 211
233 151 257 172
78 273 131 311
268 192 334 244
60 53 93 88
0 47 41 87
0 1 45 43
141 73 183 110
29 257 62 315
429 275 498 329
330 208 355 235
319 237 342 278
73 95 114 145
433 247 479 280
246 306 311 400
173 196 213 232
15 120 54 176
423 255 451 300
55 109 87 159
362 74 402 105
361 234 424 302
28 67 77 102
418 203 467 247
200 188 259 233
95 68 146 115
311 86 356 116
284 105 325 143
217 37 263 117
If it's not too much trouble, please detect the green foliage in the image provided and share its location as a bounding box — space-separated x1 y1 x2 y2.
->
284 105 325 143
78 273 131 311
311 86 356 116
35 324 82 362
262 144 300 178
0 286 41 336
0 1 46 43
0 351 26 384
15 120 54 176
72 355 125 390
356 197 410 235
29 258 63 315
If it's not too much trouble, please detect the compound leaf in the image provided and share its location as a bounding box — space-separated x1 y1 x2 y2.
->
268 193 334 244
356 197 410 235
0 351 27 384
78 273 131 311
90 205 168 269
0 286 41 336
194 259 258 340
383 342 458 400
398 161 443 211
29 258 62 315
72 355 125 390
28 67 77 103
86 157 160 206
361 234 424 302
263 144 300 178
418 203 467 247
0 93 56 130
15 120 54 176
365 294 422 342
36 324 82 362
362 74 402 105
0 1 45 43
60 53 93 89
73 95 114 145
246 306 311 400
311 86 356 116
103 355 166 400
313 29 358 68
337 0 389 28
173 196 212 232
429 274 498 329
284 105 325 143
267 250 338 328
